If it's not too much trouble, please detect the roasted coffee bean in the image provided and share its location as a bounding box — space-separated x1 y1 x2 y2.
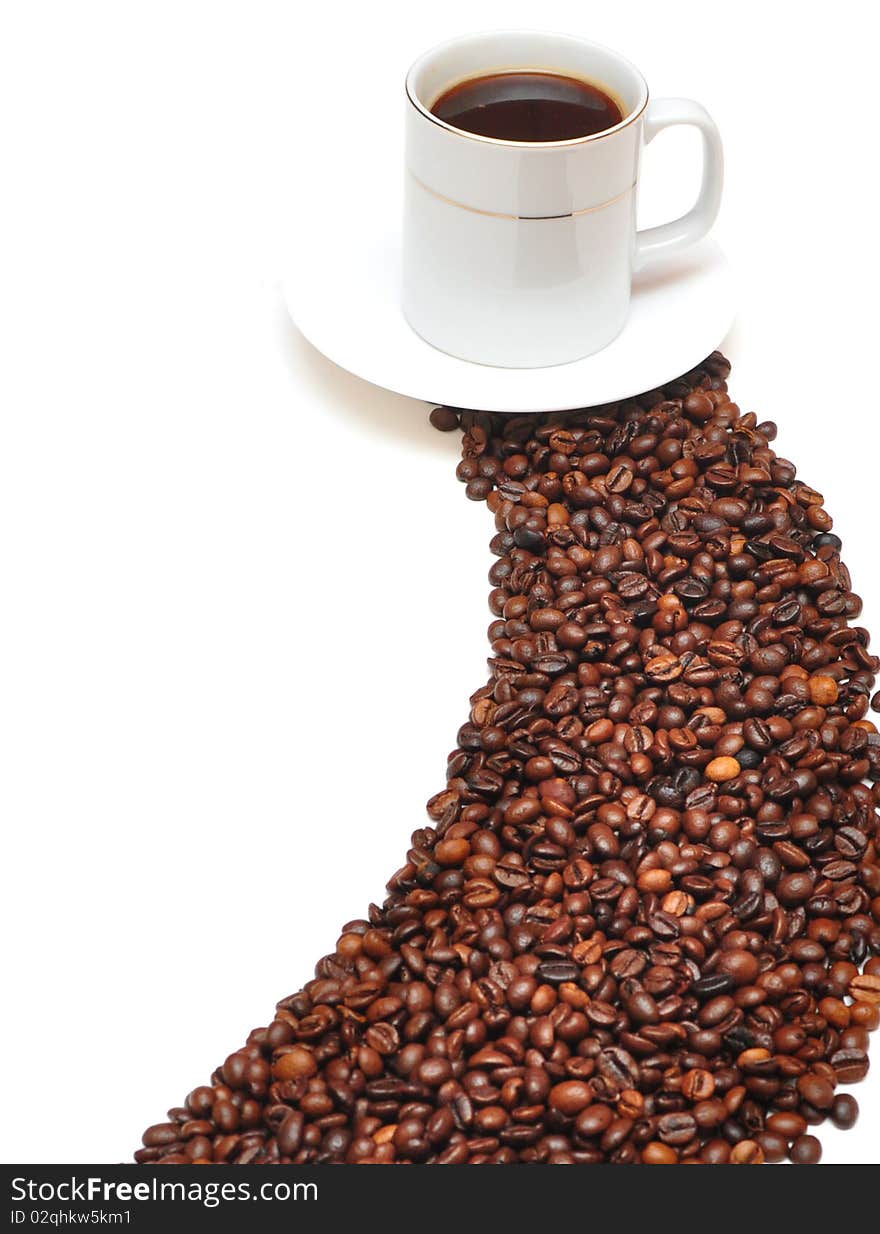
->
681 1069 715 1102
575 1104 614 1139
850 974 880 1005
657 1112 698 1147
597 1047 641 1092
692 974 735 1001
536 961 580 985
756 1131 788 1164
277 1109 304 1157
797 1074 835 1110
767 1111 808 1140
730 1139 764 1164
830 1094 859 1131
641 1141 678 1164
429 406 460 432
136 356 880 1166
789 1134 823 1165
829 1048 869 1084
549 1081 594 1117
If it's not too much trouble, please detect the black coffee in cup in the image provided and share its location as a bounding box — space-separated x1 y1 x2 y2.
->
430 71 624 142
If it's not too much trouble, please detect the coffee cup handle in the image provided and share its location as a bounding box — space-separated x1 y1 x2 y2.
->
635 98 724 269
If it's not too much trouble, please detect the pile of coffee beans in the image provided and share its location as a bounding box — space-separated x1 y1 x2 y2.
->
137 354 880 1164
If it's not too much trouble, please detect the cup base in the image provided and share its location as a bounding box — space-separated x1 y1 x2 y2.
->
400 307 628 370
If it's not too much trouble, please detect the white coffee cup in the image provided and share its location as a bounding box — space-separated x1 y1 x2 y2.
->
402 31 723 369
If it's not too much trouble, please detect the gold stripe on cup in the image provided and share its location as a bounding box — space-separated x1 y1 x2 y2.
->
407 169 637 221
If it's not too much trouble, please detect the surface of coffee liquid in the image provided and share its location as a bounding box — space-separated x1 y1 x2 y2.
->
430 70 624 142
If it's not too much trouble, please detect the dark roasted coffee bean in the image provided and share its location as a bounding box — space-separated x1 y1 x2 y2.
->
277 1109 304 1157
429 406 460 432
597 1047 640 1091
681 1069 715 1102
135 357 880 1166
797 1074 835 1111
789 1134 822 1165
657 1112 697 1147
829 1048 869 1084
756 1131 788 1164
692 973 735 1000
830 1094 859 1130
536 960 580 985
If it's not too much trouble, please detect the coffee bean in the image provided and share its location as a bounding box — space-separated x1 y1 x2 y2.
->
681 1069 715 1102
429 406 460 432
597 1046 640 1091
797 1074 835 1110
642 1142 678 1164
766 1111 808 1140
829 1048 869 1084
850 974 880 1005
715 950 760 986
756 1131 788 1163
809 675 839 705
743 718 773 751
277 1109 304 1157
549 1081 594 1117
576 1104 614 1138
830 1094 859 1130
142 1123 179 1148
730 1139 764 1164
657 1112 697 1147
135 357 880 1166
705 756 741 782
272 1048 317 1081
692 974 735 1001
789 1134 822 1165
623 983 660 1026
536 960 580 985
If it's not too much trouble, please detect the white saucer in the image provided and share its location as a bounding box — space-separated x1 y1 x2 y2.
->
284 208 735 414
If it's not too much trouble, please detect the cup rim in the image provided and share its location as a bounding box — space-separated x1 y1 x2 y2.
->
405 29 650 149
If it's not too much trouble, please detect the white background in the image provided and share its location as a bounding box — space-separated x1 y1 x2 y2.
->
1 0 878 1165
